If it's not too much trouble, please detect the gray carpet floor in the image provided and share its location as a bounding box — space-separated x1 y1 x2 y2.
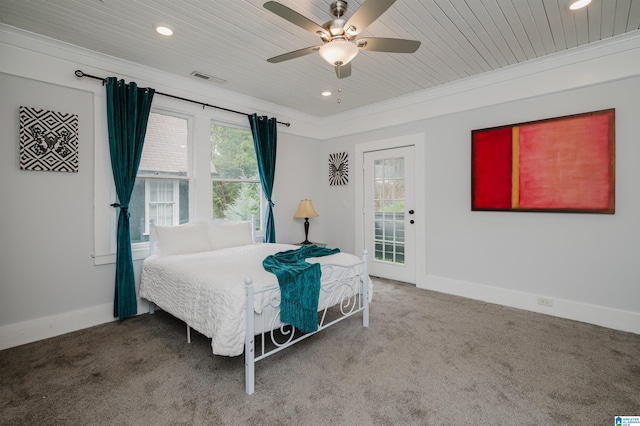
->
1 278 639 425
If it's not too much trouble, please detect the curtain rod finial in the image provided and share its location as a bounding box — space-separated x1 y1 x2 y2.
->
75 70 84 77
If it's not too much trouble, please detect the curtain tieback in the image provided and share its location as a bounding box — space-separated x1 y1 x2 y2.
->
268 200 275 207
110 202 130 218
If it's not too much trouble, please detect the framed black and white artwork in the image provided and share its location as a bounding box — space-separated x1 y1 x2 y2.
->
329 151 348 186
19 106 79 172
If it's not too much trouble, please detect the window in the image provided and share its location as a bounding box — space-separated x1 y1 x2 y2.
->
129 112 190 243
210 123 263 235
94 105 260 264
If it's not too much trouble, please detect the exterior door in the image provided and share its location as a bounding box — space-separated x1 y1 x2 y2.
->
363 146 416 283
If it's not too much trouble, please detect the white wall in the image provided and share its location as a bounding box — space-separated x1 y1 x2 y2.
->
271 132 325 246
320 77 640 334
0 73 116 323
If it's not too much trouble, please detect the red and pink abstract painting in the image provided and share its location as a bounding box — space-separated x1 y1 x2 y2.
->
472 109 615 213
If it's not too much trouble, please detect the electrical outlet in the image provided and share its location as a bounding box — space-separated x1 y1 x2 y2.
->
537 296 553 307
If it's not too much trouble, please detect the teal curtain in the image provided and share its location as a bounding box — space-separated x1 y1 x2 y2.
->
248 114 277 243
105 77 155 320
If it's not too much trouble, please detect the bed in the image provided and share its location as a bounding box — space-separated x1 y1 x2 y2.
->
139 219 371 394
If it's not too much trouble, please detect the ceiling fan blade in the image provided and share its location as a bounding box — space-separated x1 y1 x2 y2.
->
263 1 329 38
267 46 320 63
356 37 420 53
334 61 352 79
344 0 396 36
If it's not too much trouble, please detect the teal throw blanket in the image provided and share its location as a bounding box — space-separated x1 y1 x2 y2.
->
263 245 340 333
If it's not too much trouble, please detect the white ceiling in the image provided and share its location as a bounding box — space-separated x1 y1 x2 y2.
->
1 0 639 117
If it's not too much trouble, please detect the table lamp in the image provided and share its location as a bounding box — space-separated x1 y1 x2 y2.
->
294 199 319 245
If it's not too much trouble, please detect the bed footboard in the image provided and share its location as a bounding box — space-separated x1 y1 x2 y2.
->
244 250 369 395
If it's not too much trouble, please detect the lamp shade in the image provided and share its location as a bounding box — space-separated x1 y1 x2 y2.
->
294 199 319 218
319 39 358 66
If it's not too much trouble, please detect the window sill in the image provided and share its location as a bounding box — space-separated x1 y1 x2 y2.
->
93 246 150 266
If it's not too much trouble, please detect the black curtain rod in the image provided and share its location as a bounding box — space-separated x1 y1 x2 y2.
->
74 70 290 127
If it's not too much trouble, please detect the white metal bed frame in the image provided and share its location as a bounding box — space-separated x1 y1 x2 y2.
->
243 252 369 394
146 219 369 394
148 249 369 395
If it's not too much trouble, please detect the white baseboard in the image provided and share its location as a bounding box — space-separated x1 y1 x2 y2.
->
419 275 640 335
3 279 638 351
0 298 150 351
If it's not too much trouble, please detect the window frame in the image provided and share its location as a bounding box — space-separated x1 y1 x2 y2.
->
94 100 257 265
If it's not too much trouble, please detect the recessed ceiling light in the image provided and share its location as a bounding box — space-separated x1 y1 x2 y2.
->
154 24 174 36
568 0 591 10
322 91 332 97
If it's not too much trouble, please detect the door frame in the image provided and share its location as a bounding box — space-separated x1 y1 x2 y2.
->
355 133 426 286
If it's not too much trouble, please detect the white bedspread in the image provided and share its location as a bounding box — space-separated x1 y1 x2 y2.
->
140 243 370 356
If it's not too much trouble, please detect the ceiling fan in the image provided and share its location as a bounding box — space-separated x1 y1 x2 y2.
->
263 0 421 79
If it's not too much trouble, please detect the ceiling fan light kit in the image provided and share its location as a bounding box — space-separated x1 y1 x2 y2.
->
263 0 420 79
319 39 359 66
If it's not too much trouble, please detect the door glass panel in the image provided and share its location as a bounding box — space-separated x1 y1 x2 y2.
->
384 159 393 175
395 160 404 179
396 244 405 263
395 222 405 243
373 157 405 264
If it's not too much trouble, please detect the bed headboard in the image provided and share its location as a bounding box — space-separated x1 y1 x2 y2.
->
149 215 257 257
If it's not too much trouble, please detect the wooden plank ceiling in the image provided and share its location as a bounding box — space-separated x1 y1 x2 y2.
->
1 0 639 117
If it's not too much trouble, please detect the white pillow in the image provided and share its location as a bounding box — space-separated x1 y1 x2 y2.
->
152 222 213 256
208 219 253 250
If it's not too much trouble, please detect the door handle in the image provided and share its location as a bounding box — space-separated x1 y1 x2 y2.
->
409 209 415 215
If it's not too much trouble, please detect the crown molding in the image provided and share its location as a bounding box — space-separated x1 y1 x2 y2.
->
318 30 640 139
0 24 321 138
3 24 640 141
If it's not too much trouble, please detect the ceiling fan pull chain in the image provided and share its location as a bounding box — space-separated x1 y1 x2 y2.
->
337 66 342 104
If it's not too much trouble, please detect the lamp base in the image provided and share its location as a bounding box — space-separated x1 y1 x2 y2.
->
301 218 312 246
